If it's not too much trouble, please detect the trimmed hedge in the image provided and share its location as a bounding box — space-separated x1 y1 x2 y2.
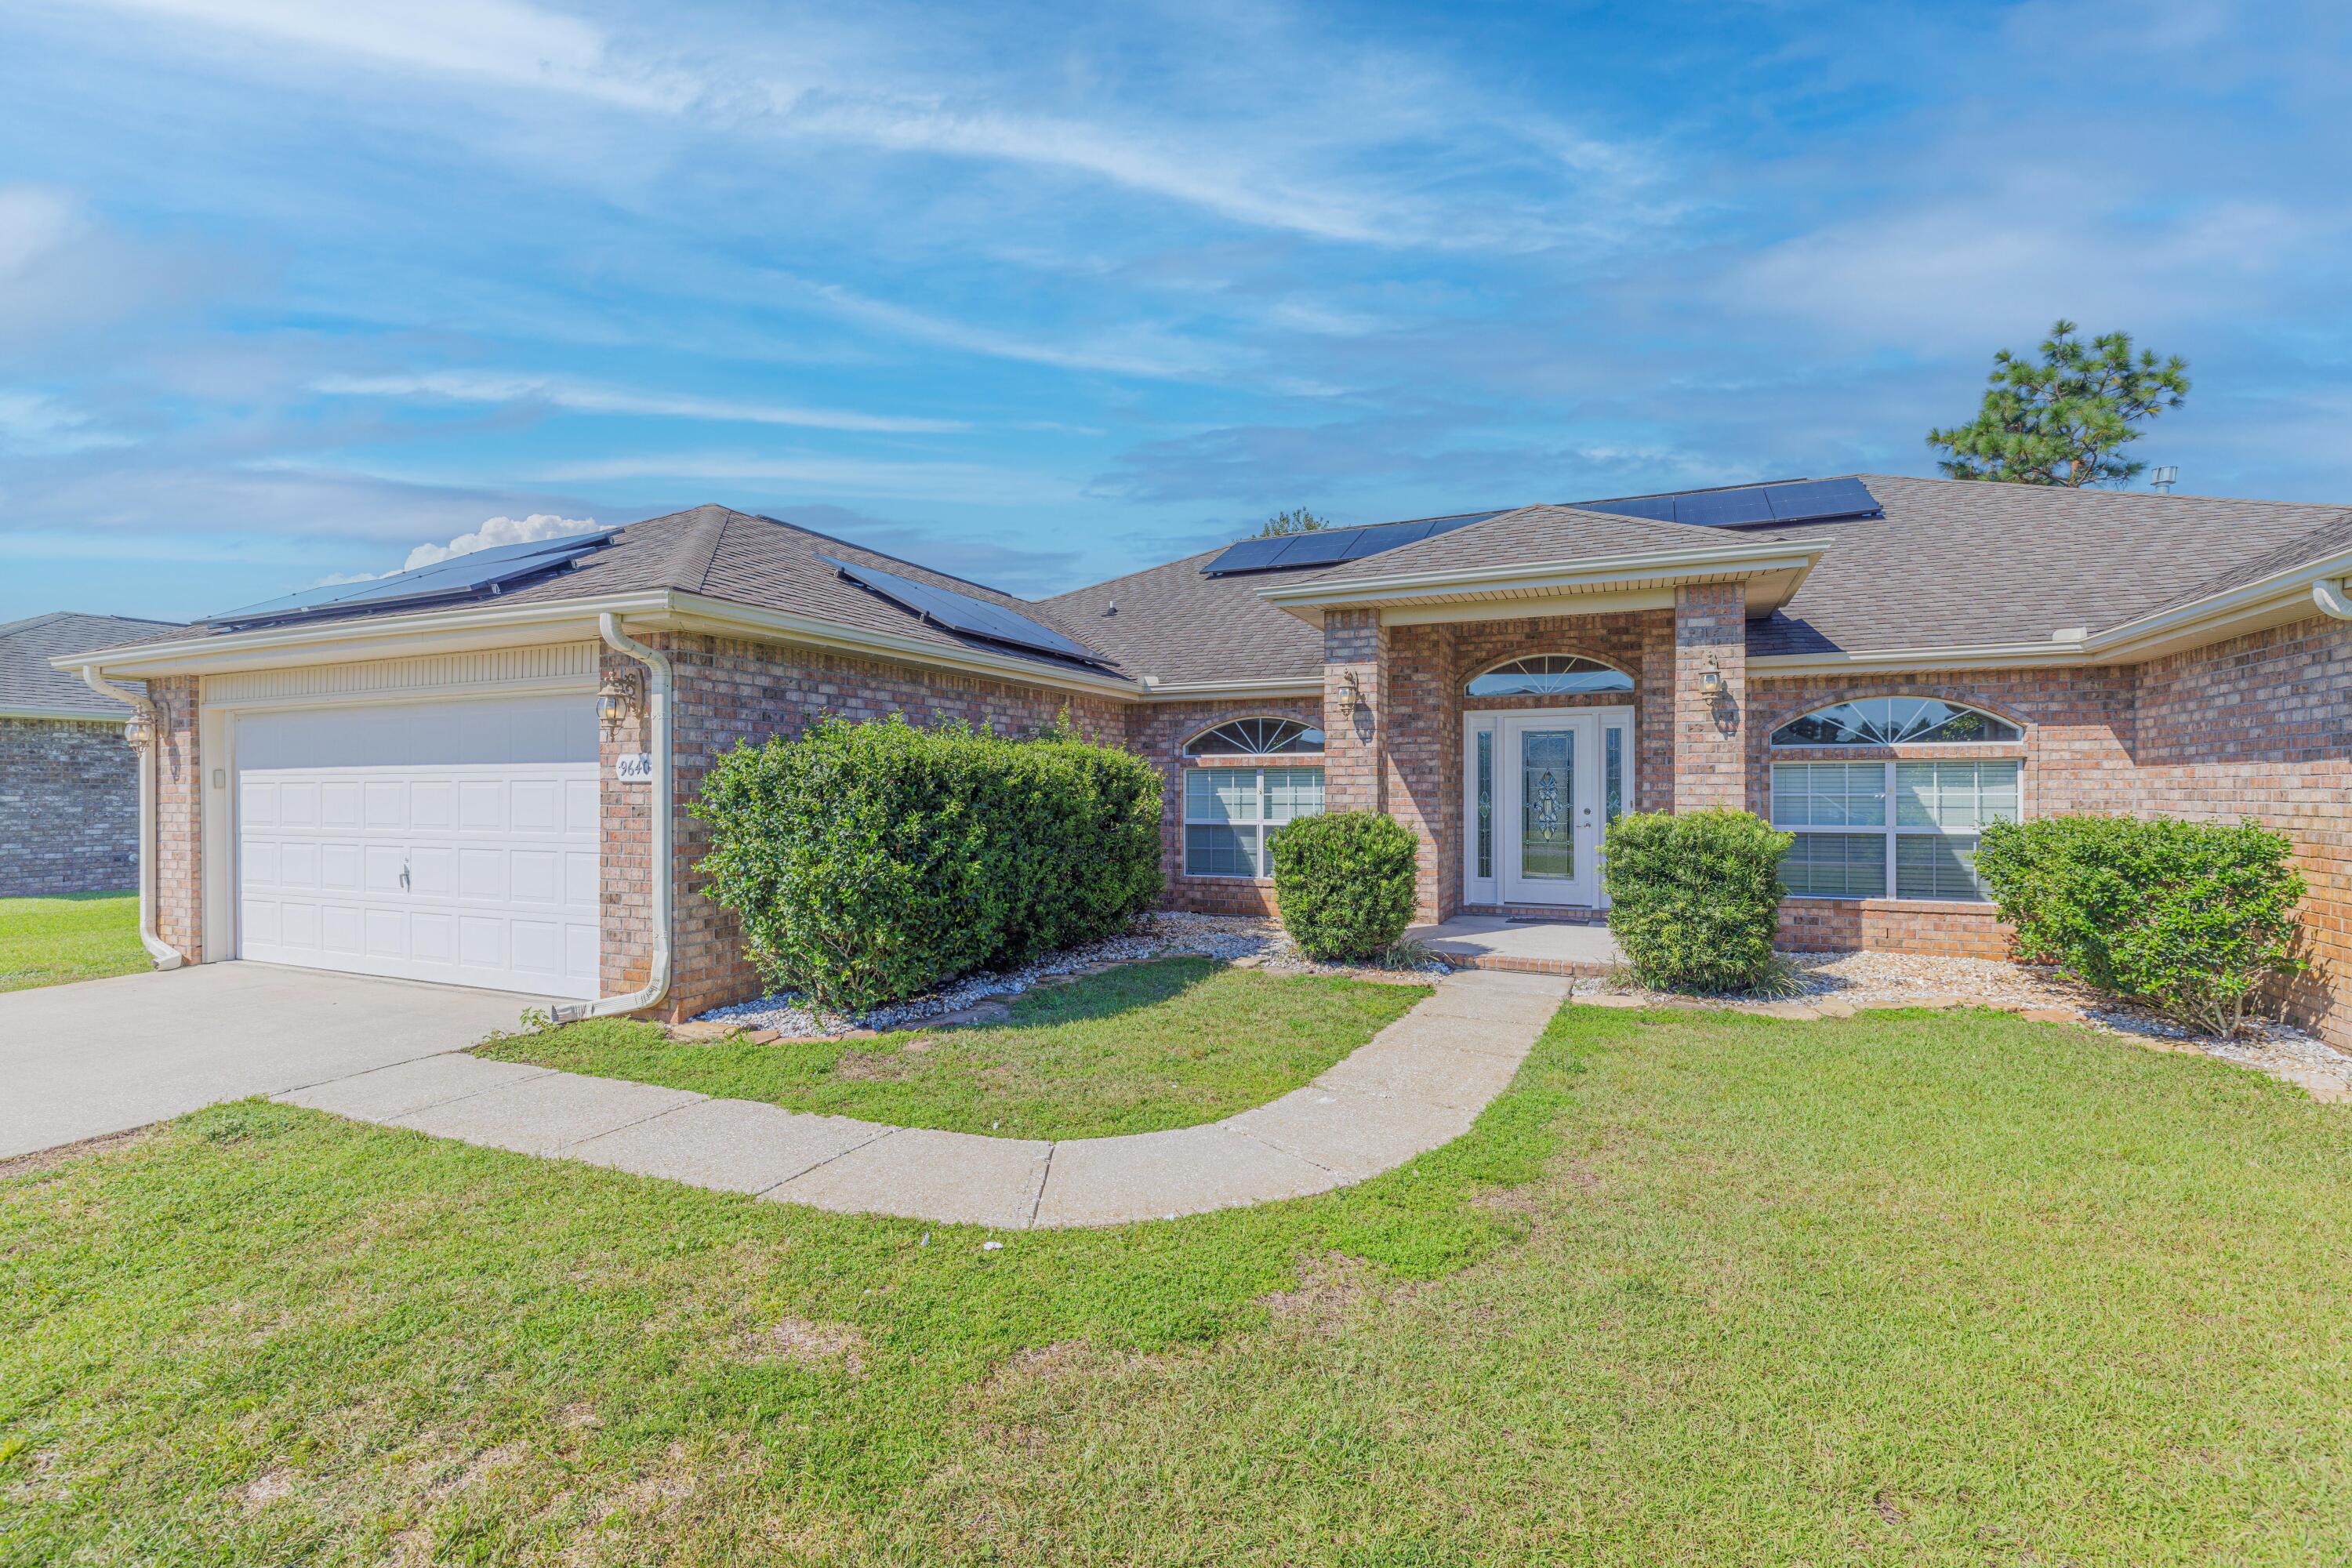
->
1973 815 2305 1036
1602 809 1792 993
1269 811 1419 961
691 714 1163 1011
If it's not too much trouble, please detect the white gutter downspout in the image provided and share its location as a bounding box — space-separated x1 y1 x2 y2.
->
2314 579 2352 621
555 613 672 1022
79 666 183 971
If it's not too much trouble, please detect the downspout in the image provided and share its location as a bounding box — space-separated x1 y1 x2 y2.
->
79 666 183 971
2314 579 2352 621
554 613 672 1022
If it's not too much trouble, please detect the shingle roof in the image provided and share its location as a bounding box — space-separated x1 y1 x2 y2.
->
1 612 184 717
1748 475 2352 656
1296 503 1755 585
1036 550 1330 686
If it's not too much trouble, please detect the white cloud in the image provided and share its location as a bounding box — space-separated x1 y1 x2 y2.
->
779 276 1235 380
401 512 602 570
0 390 132 455
312 370 968 434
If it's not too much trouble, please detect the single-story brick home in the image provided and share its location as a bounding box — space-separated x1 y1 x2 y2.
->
59 476 2352 1045
2 611 183 897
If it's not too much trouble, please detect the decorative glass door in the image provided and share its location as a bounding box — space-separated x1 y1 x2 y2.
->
1475 710 1627 908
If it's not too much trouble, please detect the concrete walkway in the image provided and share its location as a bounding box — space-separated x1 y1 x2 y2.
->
276 969 1571 1229
2 962 550 1160
1406 914 1624 977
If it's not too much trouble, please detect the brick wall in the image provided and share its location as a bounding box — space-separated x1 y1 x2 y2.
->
1321 610 1386 815
0 717 139 896
1673 583 1748 809
149 677 202 962
1123 696 1324 917
2132 613 2352 1047
603 633 1125 1020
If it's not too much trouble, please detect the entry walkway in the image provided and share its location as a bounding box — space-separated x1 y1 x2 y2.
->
277 969 1572 1229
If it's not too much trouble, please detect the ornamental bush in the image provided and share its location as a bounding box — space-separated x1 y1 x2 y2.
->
691 714 1162 1011
1973 815 2305 1036
1602 809 1793 993
1269 811 1420 961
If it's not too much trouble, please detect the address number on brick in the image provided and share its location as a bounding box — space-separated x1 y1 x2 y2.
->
614 753 655 783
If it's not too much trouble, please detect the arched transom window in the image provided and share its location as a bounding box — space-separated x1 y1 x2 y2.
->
1182 717 1324 756
1181 717 1325 879
1769 696 2020 748
1466 655 1634 698
1769 696 2023 903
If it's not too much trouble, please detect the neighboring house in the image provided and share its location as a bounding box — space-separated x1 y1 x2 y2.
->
57 477 2352 1047
2 612 185 897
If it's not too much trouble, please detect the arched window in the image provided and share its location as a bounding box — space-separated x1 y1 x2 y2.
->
1181 718 1324 879
1182 717 1324 756
1769 697 2023 903
1769 696 2020 748
1466 655 1634 697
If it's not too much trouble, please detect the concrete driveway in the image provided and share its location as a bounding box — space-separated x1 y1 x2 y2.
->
2 962 549 1160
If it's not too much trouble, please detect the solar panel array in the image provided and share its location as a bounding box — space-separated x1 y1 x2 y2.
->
205 528 625 630
1200 510 1504 577
1573 477 1879 529
819 555 1114 668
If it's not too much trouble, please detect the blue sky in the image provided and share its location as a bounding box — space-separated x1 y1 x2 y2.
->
2 0 2347 622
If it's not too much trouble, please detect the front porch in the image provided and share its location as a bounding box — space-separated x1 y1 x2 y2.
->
1406 913 1625 978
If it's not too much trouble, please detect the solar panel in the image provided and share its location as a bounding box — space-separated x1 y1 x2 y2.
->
1672 488 1777 527
820 556 1113 668
1573 479 1880 530
1200 511 1504 576
206 529 622 627
1764 477 1879 523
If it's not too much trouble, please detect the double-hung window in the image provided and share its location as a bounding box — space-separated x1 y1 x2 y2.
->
1768 699 2022 902
1181 719 1325 879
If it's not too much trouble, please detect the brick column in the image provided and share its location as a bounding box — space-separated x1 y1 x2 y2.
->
1322 608 1388 814
1672 583 1747 811
597 642 656 1000
149 675 204 962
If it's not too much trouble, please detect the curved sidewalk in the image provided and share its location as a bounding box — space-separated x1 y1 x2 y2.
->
274 969 1571 1229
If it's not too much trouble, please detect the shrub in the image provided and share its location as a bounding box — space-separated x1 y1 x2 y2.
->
1602 809 1792 993
1269 811 1419 961
691 714 1163 1011
1973 815 2305 1036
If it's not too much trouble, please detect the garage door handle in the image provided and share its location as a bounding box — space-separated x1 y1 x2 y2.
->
400 857 411 891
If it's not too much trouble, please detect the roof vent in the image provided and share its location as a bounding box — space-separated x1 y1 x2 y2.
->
2150 466 2179 493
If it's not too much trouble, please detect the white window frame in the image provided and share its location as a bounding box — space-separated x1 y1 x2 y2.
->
1181 760 1325 880
1770 757 2021 902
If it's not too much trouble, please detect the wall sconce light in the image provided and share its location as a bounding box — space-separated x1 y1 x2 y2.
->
1698 655 1726 698
1336 670 1364 724
598 666 645 739
122 710 152 750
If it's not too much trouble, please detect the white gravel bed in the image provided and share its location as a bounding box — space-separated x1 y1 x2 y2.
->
693 913 1443 1038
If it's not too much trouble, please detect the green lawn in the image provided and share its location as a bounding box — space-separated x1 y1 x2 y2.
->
477 956 1428 1139
0 891 145 993
8 1005 2352 1564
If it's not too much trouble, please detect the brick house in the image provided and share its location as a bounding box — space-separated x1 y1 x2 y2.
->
59 477 2352 1047
2 612 183 896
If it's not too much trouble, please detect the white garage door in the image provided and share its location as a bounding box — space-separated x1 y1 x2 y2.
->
235 694 601 998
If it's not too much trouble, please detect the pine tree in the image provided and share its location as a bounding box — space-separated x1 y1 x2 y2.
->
1255 507 1332 537
1927 321 2189 487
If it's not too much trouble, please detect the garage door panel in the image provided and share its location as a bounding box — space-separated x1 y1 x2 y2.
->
236 695 600 1000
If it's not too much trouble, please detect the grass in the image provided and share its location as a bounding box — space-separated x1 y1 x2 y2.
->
8 1004 2352 1563
0 892 144 993
477 956 1428 1139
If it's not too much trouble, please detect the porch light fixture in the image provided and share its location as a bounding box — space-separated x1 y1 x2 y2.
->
1336 670 1364 724
1698 655 1726 698
598 666 645 739
122 710 152 750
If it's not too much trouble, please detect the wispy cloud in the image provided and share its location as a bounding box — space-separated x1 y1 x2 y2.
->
535 450 1074 505
776 276 1236 381
313 370 968 434
0 390 132 455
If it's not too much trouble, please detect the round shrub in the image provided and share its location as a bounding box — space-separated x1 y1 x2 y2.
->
1973 815 2305 1036
691 714 1163 1011
1269 811 1420 961
1602 808 1792 993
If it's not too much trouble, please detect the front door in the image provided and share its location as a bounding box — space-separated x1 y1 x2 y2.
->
1499 713 1599 906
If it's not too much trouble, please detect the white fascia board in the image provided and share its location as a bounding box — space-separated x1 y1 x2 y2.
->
1253 542 1825 619
1133 675 1324 701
